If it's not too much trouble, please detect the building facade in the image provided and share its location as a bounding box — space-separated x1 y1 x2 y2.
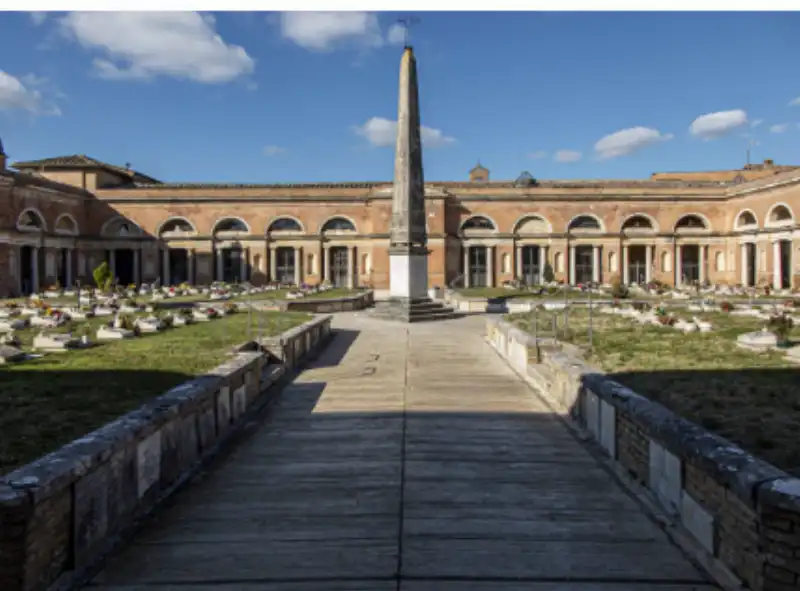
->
1 144 799 298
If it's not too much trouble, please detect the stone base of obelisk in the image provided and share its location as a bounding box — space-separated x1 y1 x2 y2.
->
371 251 459 323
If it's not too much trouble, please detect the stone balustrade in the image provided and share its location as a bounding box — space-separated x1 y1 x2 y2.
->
0 315 333 591
486 316 800 591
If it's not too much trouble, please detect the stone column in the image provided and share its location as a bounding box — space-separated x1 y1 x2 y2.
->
323 245 330 283
216 249 223 282
740 244 747 286
132 249 140 285
463 246 470 288
773 241 781 289
110 249 117 281
698 245 706 284
538 246 546 284
486 246 494 288
240 248 248 283
515 245 523 279
592 245 601 283
31 246 39 293
186 250 193 285
162 250 170 285
269 246 277 282
645 245 653 283
569 245 576 285
675 244 683 286
348 245 356 288
66 249 73 287
294 246 302 286
622 245 630 284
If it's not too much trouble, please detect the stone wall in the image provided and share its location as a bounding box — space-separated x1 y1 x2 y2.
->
0 315 333 591
486 316 800 591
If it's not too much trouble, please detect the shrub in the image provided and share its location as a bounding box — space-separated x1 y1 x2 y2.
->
768 312 794 344
542 263 555 283
93 262 112 291
610 276 629 299
720 301 734 312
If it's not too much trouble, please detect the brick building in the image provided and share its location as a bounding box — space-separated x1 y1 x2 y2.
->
1 140 798 298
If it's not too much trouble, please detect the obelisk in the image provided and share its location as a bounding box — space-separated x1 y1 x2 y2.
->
388 45 428 301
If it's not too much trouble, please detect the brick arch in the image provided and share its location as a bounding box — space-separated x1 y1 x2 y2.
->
460 214 498 232
319 215 358 233
674 213 711 232
566 213 604 232
620 212 658 233
54 213 80 235
157 216 197 236
267 215 305 233
733 208 758 231
512 213 552 234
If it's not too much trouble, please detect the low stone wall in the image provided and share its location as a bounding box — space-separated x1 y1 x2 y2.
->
280 290 374 313
0 315 333 591
486 316 800 591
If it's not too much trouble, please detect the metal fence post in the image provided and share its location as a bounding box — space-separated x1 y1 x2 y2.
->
588 287 593 350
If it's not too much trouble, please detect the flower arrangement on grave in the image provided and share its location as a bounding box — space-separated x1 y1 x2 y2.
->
611 298 621 308
784 299 799 309
205 307 220 319
180 307 193 318
223 302 239 314
4 302 18 309
720 301 734 313
767 312 794 346
764 284 772 296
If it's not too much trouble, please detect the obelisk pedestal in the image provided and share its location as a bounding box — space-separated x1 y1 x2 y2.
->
372 46 458 323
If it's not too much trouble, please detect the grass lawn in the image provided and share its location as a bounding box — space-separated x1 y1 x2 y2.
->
507 307 800 473
247 288 366 301
0 310 311 475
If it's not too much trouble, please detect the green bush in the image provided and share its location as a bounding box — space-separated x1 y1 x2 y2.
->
610 276 629 299
542 263 555 283
93 262 112 291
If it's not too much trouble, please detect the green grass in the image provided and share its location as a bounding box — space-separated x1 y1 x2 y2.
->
507 307 800 473
0 310 311 475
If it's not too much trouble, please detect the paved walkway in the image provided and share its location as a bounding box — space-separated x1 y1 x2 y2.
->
87 313 718 591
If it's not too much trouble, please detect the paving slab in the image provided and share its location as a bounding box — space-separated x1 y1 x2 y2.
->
87 312 718 590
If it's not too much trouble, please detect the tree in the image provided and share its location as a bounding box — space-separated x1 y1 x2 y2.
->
543 262 555 283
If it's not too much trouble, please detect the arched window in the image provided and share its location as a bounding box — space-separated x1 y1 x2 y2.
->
17 209 45 232
735 210 757 228
214 218 249 233
54 214 78 235
102 216 141 237
321 217 356 232
675 215 708 231
461 216 496 231
568 215 601 231
768 204 793 224
514 215 549 235
268 217 303 232
160 218 195 235
621 215 654 231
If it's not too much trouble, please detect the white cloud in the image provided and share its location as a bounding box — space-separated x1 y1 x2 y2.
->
689 109 748 140
751 119 763 128
279 12 383 52
59 12 255 83
354 116 455 148
594 126 673 160
29 12 48 26
0 70 59 115
528 150 547 160
263 145 286 156
789 97 800 106
386 23 406 46
770 123 788 134
554 150 582 163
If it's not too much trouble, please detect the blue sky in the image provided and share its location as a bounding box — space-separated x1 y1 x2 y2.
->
1 11 800 183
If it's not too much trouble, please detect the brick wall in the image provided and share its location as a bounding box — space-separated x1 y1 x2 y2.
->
487 317 800 591
0 316 333 591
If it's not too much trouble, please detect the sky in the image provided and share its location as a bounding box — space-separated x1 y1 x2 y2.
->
1 11 800 184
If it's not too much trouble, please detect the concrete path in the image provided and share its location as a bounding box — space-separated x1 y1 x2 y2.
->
87 313 719 591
